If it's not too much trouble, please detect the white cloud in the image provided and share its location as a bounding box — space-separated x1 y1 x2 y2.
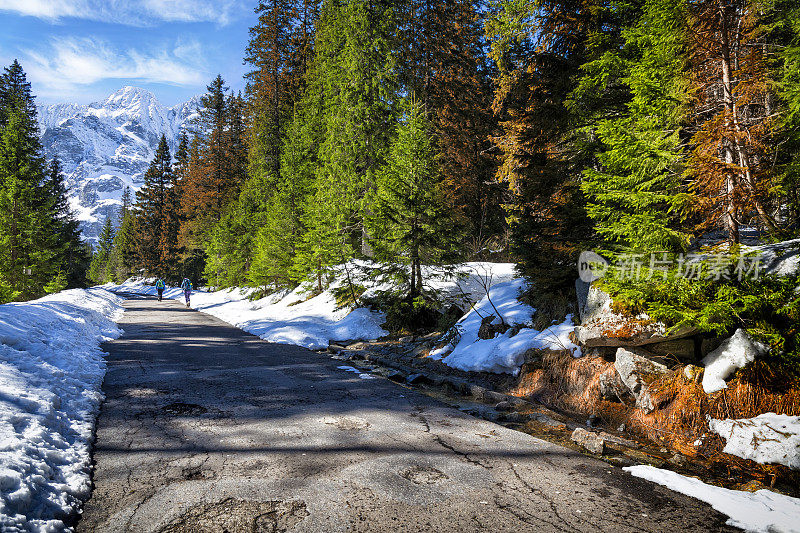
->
22 37 207 97
0 0 248 26
0 0 82 20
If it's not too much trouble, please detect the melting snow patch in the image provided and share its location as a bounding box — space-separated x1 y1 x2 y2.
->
624 465 800 532
431 279 578 375
0 288 124 531
701 329 768 394
709 413 800 470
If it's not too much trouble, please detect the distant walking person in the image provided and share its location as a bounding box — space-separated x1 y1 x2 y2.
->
155 278 165 301
180 277 192 308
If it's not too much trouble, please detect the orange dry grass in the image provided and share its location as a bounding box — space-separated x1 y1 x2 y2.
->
631 371 710 456
510 350 629 424
510 350 800 482
708 360 800 419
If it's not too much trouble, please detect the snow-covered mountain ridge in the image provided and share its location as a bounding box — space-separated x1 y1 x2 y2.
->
37 86 201 245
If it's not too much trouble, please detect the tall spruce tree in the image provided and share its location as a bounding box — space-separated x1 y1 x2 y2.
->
108 187 136 282
298 0 398 284
203 92 253 287
486 0 600 309
89 216 115 282
581 0 692 253
397 0 502 250
369 98 456 298
178 136 208 282
0 61 64 300
249 101 320 289
44 157 88 287
245 0 318 183
135 136 172 275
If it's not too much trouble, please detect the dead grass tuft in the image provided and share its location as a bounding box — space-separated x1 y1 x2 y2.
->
708 359 800 420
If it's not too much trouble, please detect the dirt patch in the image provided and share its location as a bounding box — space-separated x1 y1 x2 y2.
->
159 498 308 533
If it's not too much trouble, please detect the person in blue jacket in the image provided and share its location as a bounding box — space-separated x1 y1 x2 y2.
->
155 278 165 301
180 277 192 307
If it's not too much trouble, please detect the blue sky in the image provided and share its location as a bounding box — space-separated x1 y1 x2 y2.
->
0 1 258 107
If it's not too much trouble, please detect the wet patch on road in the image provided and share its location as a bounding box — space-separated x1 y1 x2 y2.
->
162 402 208 415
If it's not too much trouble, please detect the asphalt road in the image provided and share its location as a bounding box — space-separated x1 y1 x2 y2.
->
77 294 736 532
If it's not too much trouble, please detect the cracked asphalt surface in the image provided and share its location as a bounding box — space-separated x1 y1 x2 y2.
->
77 294 737 532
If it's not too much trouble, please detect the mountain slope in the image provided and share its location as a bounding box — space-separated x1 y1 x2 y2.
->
38 87 201 245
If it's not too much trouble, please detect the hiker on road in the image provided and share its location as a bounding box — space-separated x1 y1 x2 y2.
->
180 277 192 308
155 278 165 301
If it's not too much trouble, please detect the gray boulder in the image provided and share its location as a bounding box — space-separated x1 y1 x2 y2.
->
571 428 606 455
614 347 670 413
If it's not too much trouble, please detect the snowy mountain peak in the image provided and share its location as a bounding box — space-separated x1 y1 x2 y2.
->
101 85 157 108
38 87 201 245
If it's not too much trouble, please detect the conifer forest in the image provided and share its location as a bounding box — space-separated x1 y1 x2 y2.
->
2 0 800 362
4 2 800 529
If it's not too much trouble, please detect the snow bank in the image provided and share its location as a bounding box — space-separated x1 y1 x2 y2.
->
108 263 521 352
430 278 578 375
0 288 124 532
742 239 800 277
624 465 800 533
109 280 388 350
421 262 519 308
709 414 800 470
701 329 769 394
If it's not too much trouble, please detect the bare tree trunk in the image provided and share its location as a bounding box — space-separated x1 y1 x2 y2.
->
720 2 740 245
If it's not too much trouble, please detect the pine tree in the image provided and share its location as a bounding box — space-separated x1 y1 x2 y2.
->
108 187 136 282
299 0 398 283
774 0 800 231
0 61 55 300
486 0 602 308
397 0 502 250
186 75 235 224
248 101 318 289
369 98 457 298
226 92 249 188
179 136 208 282
0 60 37 131
89 216 115 282
245 0 318 184
202 92 252 288
135 136 172 275
581 0 692 253
44 157 88 288
687 0 783 243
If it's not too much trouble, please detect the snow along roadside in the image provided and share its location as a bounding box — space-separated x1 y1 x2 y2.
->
430 278 580 375
107 280 388 350
709 413 800 470
625 465 800 533
110 262 577 376
0 288 124 532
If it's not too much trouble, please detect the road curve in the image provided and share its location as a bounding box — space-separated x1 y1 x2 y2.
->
77 294 736 532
